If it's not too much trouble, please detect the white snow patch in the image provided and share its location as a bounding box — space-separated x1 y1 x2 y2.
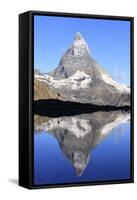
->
35 112 130 139
101 113 130 136
35 71 130 93
69 70 90 80
36 117 92 138
101 73 130 93
81 77 92 88
35 71 92 90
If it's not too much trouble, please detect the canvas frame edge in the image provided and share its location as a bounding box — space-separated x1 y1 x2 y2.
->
19 10 134 189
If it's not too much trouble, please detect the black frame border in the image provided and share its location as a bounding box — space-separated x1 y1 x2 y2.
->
19 10 134 189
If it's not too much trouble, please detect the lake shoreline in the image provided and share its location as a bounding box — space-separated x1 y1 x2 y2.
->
34 99 130 117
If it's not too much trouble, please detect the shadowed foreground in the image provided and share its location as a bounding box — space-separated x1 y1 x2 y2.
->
34 99 130 117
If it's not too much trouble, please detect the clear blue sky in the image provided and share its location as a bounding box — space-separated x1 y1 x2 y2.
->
34 15 131 85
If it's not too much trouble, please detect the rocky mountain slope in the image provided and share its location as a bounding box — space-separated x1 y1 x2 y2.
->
35 32 130 107
34 77 63 101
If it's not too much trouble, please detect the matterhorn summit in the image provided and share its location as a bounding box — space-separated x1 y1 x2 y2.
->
35 32 130 107
50 32 92 79
72 32 90 55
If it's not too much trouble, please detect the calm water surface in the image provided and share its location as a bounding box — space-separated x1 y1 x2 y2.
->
34 110 130 185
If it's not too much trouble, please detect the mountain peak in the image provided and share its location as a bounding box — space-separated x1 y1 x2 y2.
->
74 32 84 41
71 32 90 56
73 32 88 46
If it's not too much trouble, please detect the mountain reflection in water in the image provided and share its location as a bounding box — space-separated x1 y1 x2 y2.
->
34 110 130 177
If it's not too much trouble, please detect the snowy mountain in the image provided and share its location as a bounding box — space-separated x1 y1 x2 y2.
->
34 32 130 107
